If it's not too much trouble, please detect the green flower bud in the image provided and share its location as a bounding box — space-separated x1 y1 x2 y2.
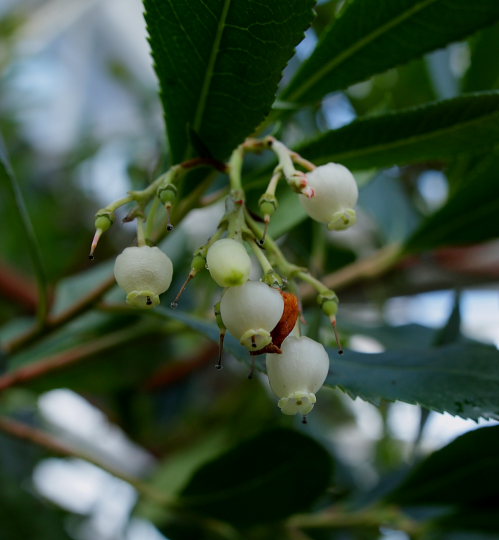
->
157 183 177 206
317 290 339 317
94 210 114 232
258 193 278 217
191 251 207 274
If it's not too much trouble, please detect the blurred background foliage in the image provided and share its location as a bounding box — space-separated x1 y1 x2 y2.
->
1 1 499 539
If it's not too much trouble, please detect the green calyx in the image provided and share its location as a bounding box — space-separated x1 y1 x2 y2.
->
317 290 339 317
263 270 284 289
94 210 114 232
259 193 278 217
327 209 357 231
126 290 160 308
191 251 207 274
157 183 178 205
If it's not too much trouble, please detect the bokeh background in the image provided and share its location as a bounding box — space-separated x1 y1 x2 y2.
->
1 1 499 539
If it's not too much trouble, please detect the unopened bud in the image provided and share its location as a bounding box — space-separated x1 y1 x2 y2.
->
258 193 278 217
89 211 114 259
317 290 339 318
94 210 114 232
157 183 177 206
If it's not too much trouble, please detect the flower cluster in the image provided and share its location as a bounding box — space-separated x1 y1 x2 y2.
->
90 137 358 418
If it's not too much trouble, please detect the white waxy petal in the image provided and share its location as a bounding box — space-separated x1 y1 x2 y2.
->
206 238 251 287
114 246 173 308
220 281 284 350
266 336 330 415
300 163 358 230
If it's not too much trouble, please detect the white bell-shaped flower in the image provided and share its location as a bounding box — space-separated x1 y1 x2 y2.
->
300 163 358 230
220 281 284 350
266 335 330 416
206 238 251 287
114 245 173 308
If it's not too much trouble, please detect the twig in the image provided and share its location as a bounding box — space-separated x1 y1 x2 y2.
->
0 323 154 391
301 244 403 298
287 505 423 537
0 261 39 313
0 415 171 506
3 274 116 355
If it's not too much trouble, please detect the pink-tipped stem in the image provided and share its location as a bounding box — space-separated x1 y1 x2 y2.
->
88 229 103 260
170 272 194 309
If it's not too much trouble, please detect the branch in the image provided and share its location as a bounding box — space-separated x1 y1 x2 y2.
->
0 323 153 391
3 274 116 355
0 261 40 313
287 506 424 537
0 415 171 506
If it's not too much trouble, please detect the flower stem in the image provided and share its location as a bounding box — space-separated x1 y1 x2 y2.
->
136 216 146 246
250 241 274 275
228 145 244 196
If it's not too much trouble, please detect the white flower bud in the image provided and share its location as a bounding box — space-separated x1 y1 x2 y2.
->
300 163 358 230
266 336 329 416
114 246 173 308
206 238 251 287
220 281 284 350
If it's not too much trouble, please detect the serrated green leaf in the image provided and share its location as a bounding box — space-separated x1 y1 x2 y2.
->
156 310 499 421
143 0 315 162
404 150 499 252
281 0 499 106
178 428 332 525
329 343 499 420
385 425 499 507
296 92 499 170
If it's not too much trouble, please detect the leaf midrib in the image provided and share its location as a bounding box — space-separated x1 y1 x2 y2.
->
286 0 438 103
315 109 499 164
188 0 233 160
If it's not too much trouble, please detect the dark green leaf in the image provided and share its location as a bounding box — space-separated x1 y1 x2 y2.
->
463 23 499 92
386 425 499 507
159 310 499 420
143 0 314 161
404 150 499 252
296 92 499 170
178 428 332 525
281 0 499 105
435 510 499 535
329 343 499 420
